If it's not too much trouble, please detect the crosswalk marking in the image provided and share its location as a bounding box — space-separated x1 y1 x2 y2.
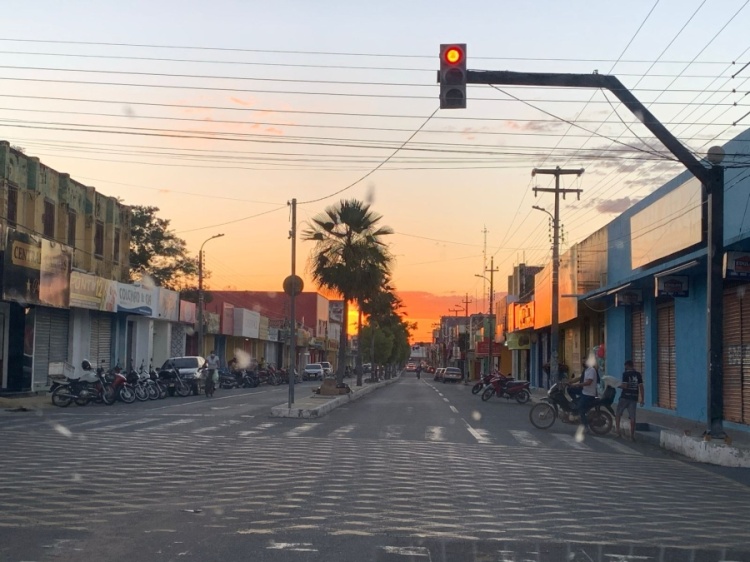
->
509 430 541 447
143 418 197 430
382 425 403 439
449 405 459 414
89 418 158 431
602 439 641 456
284 423 317 438
193 425 221 433
551 433 590 450
425 426 445 442
329 425 356 439
466 426 492 444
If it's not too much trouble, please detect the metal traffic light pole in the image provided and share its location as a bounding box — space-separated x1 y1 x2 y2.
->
437 59 727 438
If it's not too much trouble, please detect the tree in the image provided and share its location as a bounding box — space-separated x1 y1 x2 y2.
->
303 199 393 385
129 206 200 290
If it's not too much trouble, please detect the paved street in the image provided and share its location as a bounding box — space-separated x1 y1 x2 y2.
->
2 375 750 561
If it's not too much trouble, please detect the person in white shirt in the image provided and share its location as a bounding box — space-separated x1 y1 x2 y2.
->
569 355 598 434
205 351 220 397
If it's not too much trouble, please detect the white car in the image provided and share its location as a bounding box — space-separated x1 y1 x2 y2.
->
303 363 324 381
319 361 333 377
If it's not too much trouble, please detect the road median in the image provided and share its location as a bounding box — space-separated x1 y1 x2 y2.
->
271 374 401 418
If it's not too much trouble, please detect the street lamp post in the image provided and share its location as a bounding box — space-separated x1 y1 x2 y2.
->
475 256 499 374
197 233 224 357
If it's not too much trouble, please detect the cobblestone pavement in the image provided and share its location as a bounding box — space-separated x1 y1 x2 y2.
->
1 377 749 561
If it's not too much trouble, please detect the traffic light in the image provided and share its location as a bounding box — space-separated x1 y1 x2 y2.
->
439 43 467 109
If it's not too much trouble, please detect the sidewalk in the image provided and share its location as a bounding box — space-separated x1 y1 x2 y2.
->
530 388 750 468
0 392 51 412
271 374 400 418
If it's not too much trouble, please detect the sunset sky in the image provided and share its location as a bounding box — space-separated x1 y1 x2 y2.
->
3 1 749 341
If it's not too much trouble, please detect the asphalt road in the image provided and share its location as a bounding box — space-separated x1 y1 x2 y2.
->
1 375 749 561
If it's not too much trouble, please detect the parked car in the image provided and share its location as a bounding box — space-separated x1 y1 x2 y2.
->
434 367 446 382
319 361 333 377
443 367 463 383
161 356 207 395
303 363 324 381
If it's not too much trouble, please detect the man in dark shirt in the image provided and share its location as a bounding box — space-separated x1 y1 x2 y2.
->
616 360 644 440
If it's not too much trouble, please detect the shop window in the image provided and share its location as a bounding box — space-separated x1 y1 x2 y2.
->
113 228 121 263
7 186 18 224
67 210 77 247
95 220 104 257
43 199 55 238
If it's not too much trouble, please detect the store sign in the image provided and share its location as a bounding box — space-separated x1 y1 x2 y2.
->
70 272 118 311
268 327 280 342
329 300 344 323
221 303 234 335
3 230 72 308
513 302 535 331
157 288 179 321
506 332 532 350
656 275 689 298
179 300 196 324
234 308 260 338
725 251 750 280
116 282 155 315
476 340 504 356
205 312 221 334
616 288 643 306
259 316 270 340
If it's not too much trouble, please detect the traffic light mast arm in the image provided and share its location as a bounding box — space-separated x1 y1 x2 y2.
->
465 70 709 184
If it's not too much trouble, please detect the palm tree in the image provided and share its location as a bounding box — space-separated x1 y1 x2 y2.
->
302 199 393 385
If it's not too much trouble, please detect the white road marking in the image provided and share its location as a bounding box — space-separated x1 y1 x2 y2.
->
142 418 196 430
267 541 318 552
442 398 450 403
238 421 278 437
509 430 541 447
425 426 445 442
552 433 591 450
383 425 403 439
466 426 492 444
602 439 642 456
89 418 158 431
382 546 430 557
449 405 459 414
284 423 317 438
193 426 220 434
329 424 356 438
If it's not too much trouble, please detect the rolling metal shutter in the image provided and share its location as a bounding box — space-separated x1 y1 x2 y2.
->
723 287 749 425
657 302 676 410
631 306 645 377
89 312 113 370
33 308 70 388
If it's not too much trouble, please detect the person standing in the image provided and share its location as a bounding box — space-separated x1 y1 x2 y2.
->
571 356 598 434
616 360 644 440
205 350 220 397
416 364 422 379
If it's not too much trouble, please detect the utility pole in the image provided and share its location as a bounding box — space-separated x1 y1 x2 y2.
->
197 233 224 357
486 257 499 374
482 226 488 314
462 293 473 382
288 198 297 408
532 167 583 385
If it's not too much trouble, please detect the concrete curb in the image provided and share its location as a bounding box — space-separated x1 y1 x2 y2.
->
659 429 750 468
270 375 401 418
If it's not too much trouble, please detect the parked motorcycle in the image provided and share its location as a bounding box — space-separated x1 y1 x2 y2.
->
471 373 496 395
157 361 192 397
50 360 115 407
242 370 260 388
481 375 531 403
529 378 616 435
219 368 240 389
104 362 136 404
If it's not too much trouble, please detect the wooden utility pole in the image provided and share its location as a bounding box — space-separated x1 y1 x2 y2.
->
486 257 499 374
532 167 584 385
462 293 473 382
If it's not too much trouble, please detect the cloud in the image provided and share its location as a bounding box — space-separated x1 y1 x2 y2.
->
593 196 642 214
229 96 255 107
504 120 568 133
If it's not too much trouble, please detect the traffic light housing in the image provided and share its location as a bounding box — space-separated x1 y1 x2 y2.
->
439 43 467 109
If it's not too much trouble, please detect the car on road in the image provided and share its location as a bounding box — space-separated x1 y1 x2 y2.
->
434 367 445 382
442 367 463 383
405 363 416 372
161 356 207 395
303 363 324 381
319 361 333 377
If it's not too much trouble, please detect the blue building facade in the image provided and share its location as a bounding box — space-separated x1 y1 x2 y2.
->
584 128 750 429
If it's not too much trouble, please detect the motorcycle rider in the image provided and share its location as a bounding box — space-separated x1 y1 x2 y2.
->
416 364 422 379
569 355 598 434
205 350 220 397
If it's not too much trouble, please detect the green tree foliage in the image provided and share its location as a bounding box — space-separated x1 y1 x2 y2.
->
129 206 200 291
303 199 393 384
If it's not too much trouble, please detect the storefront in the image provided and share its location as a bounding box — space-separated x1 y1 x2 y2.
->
722 252 750 425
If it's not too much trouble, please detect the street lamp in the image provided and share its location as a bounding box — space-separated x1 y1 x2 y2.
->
197 233 224 357
475 256 499 374
532 205 553 221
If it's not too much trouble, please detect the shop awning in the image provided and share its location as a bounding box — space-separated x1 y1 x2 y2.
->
584 282 632 301
653 259 700 278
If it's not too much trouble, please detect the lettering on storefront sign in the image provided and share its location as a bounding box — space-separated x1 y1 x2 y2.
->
616 289 643 306
725 251 750 280
116 282 154 315
514 302 535 331
656 275 689 298
11 241 42 269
